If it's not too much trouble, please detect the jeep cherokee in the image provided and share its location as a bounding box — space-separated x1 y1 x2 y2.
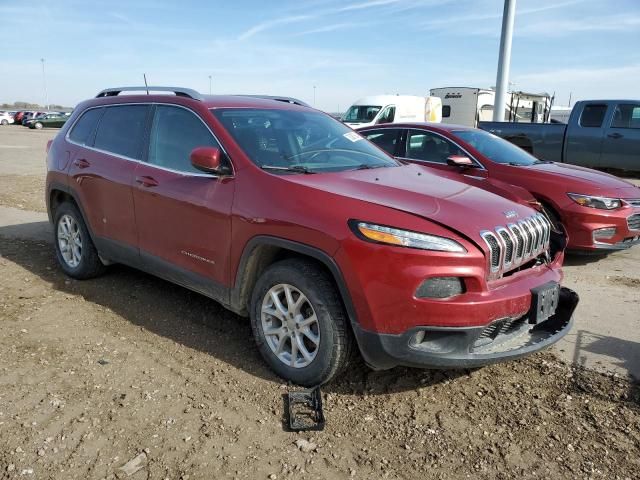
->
46 86 578 386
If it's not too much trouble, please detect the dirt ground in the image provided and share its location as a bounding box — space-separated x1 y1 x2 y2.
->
1 127 639 479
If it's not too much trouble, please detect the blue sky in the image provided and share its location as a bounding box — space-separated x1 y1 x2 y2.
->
1 0 639 111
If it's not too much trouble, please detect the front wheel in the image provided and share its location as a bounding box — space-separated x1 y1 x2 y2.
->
0 119 7 126
34 122 43 129
250 259 354 386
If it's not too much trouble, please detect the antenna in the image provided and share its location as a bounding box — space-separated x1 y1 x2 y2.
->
143 74 149 95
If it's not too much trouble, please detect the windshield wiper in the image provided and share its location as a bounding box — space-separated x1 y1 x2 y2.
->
351 163 386 170
260 165 316 174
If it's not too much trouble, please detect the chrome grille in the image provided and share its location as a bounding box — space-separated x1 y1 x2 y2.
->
481 213 550 279
628 213 640 231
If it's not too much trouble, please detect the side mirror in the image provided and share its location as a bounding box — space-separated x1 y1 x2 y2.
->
190 146 226 174
446 155 475 168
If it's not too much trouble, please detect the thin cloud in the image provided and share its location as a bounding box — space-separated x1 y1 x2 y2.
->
291 22 366 37
238 14 313 40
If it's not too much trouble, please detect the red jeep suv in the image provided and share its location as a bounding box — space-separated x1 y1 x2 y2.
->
46 87 578 385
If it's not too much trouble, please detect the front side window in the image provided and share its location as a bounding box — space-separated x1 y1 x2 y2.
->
68 108 104 145
94 105 149 159
406 129 463 164
213 108 400 173
342 105 381 123
454 129 537 166
376 105 396 124
579 104 607 128
148 105 221 173
611 103 640 129
362 129 400 156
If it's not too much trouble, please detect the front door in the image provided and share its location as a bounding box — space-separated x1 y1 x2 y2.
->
132 104 235 298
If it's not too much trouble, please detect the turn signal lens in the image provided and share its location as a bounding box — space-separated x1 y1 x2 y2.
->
354 222 467 253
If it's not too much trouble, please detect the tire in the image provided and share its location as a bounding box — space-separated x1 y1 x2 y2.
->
53 202 106 279
540 203 563 233
1 120 7 126
250 259 354 386
34 122 43 129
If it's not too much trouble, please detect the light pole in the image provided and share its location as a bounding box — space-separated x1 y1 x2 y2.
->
493 0 516 121
41 58 49 110
208 75 212 95
313 85 316 107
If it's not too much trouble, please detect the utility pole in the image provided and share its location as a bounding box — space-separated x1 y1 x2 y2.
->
41 58 49 110
208 75 212 95
492 0 516 121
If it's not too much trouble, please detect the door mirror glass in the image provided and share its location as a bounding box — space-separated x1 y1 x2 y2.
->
446 155 474 167
190 146 223 173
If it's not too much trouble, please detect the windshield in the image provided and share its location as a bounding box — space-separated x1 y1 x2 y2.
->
342 105 381 123
212 108 399 173
454 129 539 166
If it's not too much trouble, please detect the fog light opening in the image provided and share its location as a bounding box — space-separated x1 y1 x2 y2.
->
593 227 616 241
415 277 465 299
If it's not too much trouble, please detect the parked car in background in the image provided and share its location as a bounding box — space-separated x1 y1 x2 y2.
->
13 111 28 124
342 95 442 129
29 113 69 129
45 86 577 385
479 100 640 173
0 112 15 125
358 123 640 253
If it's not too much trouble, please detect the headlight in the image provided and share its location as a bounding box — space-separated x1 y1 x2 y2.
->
567 193 622 210
352 221 466 253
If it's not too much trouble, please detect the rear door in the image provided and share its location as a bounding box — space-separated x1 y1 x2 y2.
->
67 104 149 263
600 102 640 171
132 104 234 296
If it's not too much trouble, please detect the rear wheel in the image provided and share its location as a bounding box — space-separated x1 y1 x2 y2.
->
54 202 105 279
34 122 43 129
0 119 7 126
250 259 354 386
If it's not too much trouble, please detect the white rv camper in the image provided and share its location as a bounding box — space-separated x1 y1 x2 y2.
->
430 87 552 127
342 95 442 129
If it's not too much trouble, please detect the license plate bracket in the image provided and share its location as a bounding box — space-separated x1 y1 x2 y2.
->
529 281 560 325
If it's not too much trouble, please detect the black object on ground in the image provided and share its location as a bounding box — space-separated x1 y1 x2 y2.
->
287 387 325 431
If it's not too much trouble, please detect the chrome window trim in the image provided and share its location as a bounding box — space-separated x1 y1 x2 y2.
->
65 101 235 178
398 128 487 171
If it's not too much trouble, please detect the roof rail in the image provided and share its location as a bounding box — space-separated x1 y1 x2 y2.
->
235 95 311 108
95 86 203 101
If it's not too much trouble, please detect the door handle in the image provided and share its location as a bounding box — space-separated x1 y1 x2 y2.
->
135 175 159 188
73 158 90 169
607 132 623 139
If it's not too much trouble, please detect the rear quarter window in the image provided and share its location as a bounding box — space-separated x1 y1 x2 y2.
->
93 105 149 160
68 108 103 145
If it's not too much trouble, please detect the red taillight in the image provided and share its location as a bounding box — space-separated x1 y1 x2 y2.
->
46 139 53 153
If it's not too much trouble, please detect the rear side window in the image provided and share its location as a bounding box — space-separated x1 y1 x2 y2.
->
94 105 149 160
579 104 607 127
148 105 221 173
611 103 640 129
68 108 103 145
362 129 400 156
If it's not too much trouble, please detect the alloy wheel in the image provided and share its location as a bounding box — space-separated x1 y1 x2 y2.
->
57 214 83 268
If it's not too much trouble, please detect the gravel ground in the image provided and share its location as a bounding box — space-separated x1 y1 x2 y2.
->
0 126 639 479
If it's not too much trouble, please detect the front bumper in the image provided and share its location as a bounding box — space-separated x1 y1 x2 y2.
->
353 287 578 370
562 203 640 251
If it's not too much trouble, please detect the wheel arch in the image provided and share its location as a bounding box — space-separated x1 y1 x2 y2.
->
47 183 96 242
231 237 359 328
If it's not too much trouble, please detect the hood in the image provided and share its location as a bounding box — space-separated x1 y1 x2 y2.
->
527 162 640 198
286 163 536 246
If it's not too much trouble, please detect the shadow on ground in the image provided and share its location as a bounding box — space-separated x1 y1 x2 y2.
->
0 221 468 395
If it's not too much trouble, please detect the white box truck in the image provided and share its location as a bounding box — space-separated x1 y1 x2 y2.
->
342 95 442 128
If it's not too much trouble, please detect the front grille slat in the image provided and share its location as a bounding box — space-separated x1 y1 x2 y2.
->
628 213 640 231
483 213 550 279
